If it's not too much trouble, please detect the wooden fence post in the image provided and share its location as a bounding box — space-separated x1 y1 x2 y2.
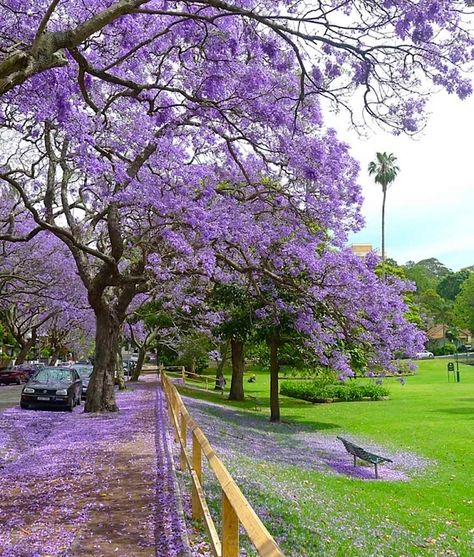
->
192 431 203 520
180 411 187 470
182 366 186 385
172 392 179 443
222 492 239 557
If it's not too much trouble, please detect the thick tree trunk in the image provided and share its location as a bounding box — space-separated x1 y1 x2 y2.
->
269 334 280 422
15 338 34 365
131 345 146 382
228 339 245 401
85 308 120 412
214 341 229 390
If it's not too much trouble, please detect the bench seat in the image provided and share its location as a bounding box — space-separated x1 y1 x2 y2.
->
337 436 392 479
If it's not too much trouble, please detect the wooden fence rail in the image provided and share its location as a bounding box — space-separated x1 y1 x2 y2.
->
160 366 285 557
162 365 215 390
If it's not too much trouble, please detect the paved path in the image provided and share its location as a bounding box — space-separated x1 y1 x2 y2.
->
0 384 22 412
0 380 191 557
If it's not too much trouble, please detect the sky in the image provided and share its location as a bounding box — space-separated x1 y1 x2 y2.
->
337 92 474 272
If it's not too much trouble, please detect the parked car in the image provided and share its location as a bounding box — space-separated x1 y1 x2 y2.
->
415 350 434 359
0 366 29 385
14 363 45 378
72 364 93 400
20 367 82 411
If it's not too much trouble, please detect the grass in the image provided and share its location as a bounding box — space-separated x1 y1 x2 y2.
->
176 360 474 556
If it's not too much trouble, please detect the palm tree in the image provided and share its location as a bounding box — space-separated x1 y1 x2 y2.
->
368 152 399 279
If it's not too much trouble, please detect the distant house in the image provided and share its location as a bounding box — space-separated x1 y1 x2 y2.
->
350 244 377 257
427 324 471 347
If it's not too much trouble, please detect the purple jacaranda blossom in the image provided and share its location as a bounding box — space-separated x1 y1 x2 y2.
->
0 0 472 413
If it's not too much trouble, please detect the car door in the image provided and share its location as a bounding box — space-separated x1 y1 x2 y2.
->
73 369 82 399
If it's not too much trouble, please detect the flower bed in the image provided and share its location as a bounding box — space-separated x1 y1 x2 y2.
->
280 380 389 402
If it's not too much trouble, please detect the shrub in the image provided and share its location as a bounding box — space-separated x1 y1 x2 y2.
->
442 342 457 355
433 342 457 356
280 380 389 403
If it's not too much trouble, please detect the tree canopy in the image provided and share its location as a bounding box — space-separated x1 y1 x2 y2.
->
1 1 472 412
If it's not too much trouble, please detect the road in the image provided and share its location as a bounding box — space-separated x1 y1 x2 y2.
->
0 384 22 412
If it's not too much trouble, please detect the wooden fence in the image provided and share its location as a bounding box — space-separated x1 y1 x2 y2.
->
160 366 285 557
161 365 216 389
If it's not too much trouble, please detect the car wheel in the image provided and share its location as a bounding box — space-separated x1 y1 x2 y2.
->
20 402 28 410
16 378 21 385
68 397 74 412
76 394 81 407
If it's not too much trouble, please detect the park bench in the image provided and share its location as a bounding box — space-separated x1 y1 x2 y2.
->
337 436 392 479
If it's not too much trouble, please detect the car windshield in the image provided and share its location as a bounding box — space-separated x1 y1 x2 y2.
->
74 366 93 378
33 368 73 383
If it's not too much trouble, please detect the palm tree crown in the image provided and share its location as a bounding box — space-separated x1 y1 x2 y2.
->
368 152 399 191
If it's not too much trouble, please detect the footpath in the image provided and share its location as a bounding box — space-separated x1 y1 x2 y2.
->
0 379 190 557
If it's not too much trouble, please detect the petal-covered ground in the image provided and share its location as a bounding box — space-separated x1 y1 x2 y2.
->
0 380 190 557
173 394 440 557
181 395 432 482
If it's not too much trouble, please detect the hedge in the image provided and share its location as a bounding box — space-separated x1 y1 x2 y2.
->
280 380 389 403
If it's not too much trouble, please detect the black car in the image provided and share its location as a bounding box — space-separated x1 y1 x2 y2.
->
72 364 93 400
20 367 82 411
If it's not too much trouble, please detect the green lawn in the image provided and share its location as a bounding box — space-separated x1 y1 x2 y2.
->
177 361 474 556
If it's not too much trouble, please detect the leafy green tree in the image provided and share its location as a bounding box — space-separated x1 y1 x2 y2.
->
211 284 256 401
437 270 471 301
368 152 399 278
454 273 474 334
404 262 439 295
419 289 454 330
378 260 424 328
127 301 175 381
415 258 451 279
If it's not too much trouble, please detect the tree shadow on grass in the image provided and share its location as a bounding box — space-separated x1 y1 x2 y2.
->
183 395 424 481
433 407 474 415
186 395 340 433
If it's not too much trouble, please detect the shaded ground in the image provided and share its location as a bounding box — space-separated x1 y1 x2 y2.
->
181 395 432 482
0 380 190 557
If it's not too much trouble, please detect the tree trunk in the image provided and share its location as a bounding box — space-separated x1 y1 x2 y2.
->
15 339 33 365
269 334 280 422
215 340 229 390
229 339 245 401
49 350 60 366
85 308 120 412
131 345 146 382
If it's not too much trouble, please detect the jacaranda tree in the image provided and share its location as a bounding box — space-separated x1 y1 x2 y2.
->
0 1 472 412
0 234 93 363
